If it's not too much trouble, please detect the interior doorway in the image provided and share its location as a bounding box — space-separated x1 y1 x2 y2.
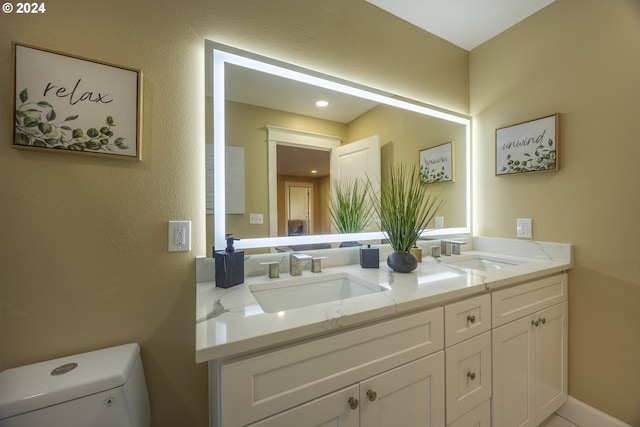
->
284 181 314 236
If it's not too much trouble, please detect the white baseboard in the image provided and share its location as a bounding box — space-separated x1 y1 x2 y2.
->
556 396 632 427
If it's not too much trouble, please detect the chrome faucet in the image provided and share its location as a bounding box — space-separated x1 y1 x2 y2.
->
290 253 313 276
441 239 467 256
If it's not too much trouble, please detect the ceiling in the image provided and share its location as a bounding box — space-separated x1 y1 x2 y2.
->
366 0 556 51
226 63 379 124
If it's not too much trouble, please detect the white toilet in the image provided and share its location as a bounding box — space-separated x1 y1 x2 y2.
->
0 343 151 427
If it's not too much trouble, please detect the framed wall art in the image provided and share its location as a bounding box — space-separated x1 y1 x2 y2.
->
496 113 559 175
419 141 454 183
12 43 142 159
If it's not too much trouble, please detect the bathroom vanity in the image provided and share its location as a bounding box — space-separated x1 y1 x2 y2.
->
196 237 572 427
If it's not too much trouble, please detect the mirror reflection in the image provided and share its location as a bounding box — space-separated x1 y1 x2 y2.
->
206 42 471 253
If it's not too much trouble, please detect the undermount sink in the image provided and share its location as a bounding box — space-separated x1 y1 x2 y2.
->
441 255 526 271
250 273 388 313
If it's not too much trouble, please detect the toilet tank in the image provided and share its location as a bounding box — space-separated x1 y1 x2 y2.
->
0 343 151 427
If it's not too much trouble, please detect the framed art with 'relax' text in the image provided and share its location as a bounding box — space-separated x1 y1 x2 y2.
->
12 43 142 159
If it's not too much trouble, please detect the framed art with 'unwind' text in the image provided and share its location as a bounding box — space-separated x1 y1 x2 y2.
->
496 113 559 175
419 141 454 183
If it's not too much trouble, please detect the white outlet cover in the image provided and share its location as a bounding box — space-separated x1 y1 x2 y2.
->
516 218 532 239
249 213 264 224
168 221 191 252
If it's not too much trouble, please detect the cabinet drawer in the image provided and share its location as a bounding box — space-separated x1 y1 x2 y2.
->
447 400 490 427
492 273 567 327
220 308 443 426
247 384 360 427
444 294 490 347
445 332 491 424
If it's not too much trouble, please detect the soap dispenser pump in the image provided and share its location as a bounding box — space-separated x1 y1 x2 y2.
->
214 234 245 288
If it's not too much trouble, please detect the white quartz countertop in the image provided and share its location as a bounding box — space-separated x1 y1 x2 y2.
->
195 238 572 363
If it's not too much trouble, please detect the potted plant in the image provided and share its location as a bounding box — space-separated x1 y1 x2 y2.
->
328 178 374 246
372 163 444 272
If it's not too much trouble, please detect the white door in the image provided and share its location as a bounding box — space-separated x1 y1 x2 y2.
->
285 181 313 235
330 135 381 232
359 351 445 427
331 135 380 184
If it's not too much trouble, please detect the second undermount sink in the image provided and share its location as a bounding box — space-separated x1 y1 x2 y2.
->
441 255 526 271
250 272 388 313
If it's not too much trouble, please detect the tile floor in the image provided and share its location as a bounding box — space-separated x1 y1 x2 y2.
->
540 414 579 427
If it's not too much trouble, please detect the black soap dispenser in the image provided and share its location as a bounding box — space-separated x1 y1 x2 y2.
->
359 244 379 268
214 234 245 288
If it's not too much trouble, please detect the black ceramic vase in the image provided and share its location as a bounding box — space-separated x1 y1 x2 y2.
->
387 251 418 273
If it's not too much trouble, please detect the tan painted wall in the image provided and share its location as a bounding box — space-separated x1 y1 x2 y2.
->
0 1 468 426
470 1 640 424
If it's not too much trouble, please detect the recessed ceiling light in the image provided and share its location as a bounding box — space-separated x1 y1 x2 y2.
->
310 169 318 174
315 100 329 108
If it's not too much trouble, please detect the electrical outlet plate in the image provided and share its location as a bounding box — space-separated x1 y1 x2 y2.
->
168 221 191 252
249 213 264 224
516 218 532 239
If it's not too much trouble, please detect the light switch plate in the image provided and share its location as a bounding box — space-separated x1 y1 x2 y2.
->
516 218 532 239
168 221 191 252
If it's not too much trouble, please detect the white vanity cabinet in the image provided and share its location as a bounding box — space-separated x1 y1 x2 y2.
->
213 307 445 427
491 274 568 427
444 294 492 426
205 267 571 427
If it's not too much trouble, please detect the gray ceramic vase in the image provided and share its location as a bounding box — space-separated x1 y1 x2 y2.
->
387 251 418 273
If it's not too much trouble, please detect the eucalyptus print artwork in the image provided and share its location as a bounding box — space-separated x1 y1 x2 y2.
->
14 88 129 153
500 138 556 174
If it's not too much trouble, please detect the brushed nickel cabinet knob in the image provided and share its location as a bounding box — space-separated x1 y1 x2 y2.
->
348 397 359 410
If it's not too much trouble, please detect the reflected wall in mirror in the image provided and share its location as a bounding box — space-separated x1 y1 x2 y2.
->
206 41 471 253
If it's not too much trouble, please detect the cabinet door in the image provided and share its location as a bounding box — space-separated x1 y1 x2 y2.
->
535 302 568 423
492 315 536 427
247 384 359 427
359 351 445 427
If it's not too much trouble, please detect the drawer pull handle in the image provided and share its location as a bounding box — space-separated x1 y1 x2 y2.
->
367 389 377 401
539 317 546 324
467 371 476 381
532 319 540 327
348 397 359 410
466 315 476 323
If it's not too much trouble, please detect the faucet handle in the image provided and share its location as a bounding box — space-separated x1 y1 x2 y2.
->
311 257 327 273
260 261 281 279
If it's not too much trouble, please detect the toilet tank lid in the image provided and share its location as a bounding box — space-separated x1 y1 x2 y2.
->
0 343 142 420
